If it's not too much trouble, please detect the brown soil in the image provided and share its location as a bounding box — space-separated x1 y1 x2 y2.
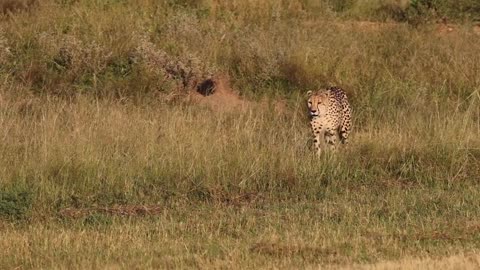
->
474 25 480 35
437 23 455 34
186 74 290 115
187 74 249 112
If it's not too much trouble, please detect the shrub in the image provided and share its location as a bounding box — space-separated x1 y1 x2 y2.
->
0 187 33 221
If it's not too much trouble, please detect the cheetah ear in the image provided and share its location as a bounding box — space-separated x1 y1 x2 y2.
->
306 90 313 97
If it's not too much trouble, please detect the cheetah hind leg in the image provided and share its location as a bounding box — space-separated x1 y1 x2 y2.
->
340 116 351 145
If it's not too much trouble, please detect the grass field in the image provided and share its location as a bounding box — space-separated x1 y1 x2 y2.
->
1 0 480 269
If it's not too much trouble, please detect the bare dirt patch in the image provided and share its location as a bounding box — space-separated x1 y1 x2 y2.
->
474 24 480 35
436 23 455 34
187 74 249 112
185 75 290 115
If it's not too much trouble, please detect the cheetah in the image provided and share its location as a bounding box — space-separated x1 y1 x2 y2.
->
307 87 352 155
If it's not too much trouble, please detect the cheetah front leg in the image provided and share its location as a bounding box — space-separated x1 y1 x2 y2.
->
313 133 322 156
311 123 324 156
325 130 337 151
340 128 349 145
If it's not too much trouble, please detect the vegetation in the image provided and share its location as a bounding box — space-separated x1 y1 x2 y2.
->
0 0 479 268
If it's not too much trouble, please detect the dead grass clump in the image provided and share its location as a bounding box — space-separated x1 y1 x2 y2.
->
0 30 10 66
133 35 215 92
161 10 203 44
250 242 341 263
12 30 217 97
59 205 163 218
11 32 114 94
0 0 37 15
207 188 263 207
38 33 111 75
229 28 286 83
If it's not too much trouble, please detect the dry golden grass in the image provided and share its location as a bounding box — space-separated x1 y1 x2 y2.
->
0 86 478 268
345 253 480 270
0 0 479 269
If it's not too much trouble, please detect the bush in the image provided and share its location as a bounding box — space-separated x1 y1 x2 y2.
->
0 187 33 221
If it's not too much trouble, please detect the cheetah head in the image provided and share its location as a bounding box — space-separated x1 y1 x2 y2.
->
306 90 328 118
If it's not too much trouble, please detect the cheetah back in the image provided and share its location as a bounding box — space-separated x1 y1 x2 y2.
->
327 87 352 143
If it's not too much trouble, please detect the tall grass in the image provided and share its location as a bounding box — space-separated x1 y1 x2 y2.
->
0 86 478 208
0 0 479 268
1 0 479 99
0 84 479 267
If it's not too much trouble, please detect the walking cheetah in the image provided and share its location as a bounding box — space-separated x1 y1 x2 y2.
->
307 87 352 155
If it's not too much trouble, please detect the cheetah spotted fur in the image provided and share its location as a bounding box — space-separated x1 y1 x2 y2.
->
307 87 352 155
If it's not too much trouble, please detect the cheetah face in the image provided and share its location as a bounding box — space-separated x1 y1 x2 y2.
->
307 91 328 117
